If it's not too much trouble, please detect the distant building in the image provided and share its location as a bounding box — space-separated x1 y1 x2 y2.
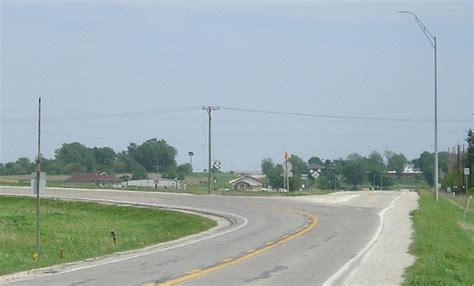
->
66 171 121 186
124 178 178 189
387 164 423 179
229 175 264 191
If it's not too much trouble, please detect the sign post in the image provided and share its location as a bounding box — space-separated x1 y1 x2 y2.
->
463 168 471 221
282 152 292 193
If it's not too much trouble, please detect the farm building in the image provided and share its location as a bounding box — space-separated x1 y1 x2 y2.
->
229 175 264 191
66 171 121 186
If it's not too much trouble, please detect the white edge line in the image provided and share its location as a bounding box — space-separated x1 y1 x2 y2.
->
0 194 249 284
322 192 406 286
0 186 193 196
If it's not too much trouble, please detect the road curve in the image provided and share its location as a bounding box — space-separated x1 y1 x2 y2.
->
0 187 406 286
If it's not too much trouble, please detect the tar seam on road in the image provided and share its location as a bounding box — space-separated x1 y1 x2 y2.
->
322 192 406 286
153 208 320 286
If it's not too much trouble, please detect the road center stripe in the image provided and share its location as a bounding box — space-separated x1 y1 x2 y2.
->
155 209 319 286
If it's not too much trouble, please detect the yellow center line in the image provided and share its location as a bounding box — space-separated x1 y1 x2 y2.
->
157 208 319 286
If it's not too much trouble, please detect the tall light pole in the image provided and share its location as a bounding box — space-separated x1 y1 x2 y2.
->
188 151 194 169
399 10 439 201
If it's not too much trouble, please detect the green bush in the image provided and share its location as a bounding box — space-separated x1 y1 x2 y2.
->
442 172 458 190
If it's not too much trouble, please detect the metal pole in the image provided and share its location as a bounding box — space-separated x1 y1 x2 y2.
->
434 36 439 201
398 10 438 201
207 108 212 194
35 97 41 257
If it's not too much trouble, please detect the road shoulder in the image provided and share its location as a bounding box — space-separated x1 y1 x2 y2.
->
343 191 419 285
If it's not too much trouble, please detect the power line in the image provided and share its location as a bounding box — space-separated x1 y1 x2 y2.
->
219 106 468 123
0 107 200 122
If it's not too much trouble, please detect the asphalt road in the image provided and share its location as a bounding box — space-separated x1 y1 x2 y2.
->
0 187 408 286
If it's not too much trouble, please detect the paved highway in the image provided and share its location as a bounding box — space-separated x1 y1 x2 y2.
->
0 187 414 286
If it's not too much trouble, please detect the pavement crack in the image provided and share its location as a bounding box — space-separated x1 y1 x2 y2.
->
69 278 95 286
244 265 288 283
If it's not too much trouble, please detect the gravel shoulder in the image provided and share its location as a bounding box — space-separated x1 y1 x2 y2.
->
344 191 419 285
292 190 419 285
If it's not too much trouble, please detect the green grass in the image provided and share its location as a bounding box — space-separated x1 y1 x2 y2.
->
0 196 216 275
403 190 474 285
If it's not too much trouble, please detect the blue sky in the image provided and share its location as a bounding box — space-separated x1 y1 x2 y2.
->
1 1 472 171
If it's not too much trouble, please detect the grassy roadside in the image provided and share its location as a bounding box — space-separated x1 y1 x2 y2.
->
0 196 216 275
403 190 474 285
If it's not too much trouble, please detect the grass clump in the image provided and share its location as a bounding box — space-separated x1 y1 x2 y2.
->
0 196 216 275
404 190 474 285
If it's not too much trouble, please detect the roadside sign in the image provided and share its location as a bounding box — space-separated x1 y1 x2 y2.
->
31 172 46 195
284 151 290 161
282 161 293 172
282 171 293 177
464 168 470 175
213 160 221 170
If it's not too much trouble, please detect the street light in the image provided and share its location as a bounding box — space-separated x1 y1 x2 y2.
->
188 151 194 168
398 10 439 201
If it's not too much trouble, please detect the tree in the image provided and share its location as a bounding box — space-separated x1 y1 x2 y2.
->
317 159 344 190
55 142 97 173
13 157 34 175
342 158 367 189
267 164 284 189
288 155 310 191
417 151 435 186
466 129 473 187
308 156 323 166
367 151 385 187
115 151 138 173
261 158 275 176
127 139 177 173
177 163 193 180
414 151 449 186
347 153 363 162
92 147 116 169
386 152 407 178
131 166 148 180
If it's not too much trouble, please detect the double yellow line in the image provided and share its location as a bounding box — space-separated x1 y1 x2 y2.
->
143 208 319 286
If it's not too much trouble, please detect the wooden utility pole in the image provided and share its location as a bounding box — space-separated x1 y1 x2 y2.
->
35 97 42 258
203 106 219 194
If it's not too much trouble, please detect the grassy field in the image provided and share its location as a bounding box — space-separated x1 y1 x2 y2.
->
403 190 474 285
0 172 430 197
0 196 216 275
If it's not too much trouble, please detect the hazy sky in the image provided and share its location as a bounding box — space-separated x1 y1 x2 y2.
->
1 1 472 171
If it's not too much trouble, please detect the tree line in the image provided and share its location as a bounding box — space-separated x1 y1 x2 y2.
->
261 129 472 192
2 130 471 190
0 138 192 180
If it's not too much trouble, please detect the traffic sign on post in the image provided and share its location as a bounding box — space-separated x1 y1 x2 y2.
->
282 171 293 177
282 161 293 172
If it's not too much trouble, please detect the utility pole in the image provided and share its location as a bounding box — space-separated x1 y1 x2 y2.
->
35 97 42 259
203 106 219 194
